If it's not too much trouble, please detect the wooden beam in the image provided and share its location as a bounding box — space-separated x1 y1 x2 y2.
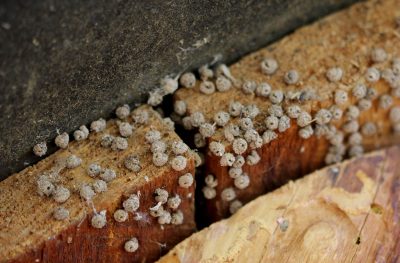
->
174 0 400 222
0 106 196 262
158 145 400 262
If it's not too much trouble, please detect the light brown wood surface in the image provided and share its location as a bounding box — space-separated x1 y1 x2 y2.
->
158 145 400 263
0 106 196 263
175 0 400 222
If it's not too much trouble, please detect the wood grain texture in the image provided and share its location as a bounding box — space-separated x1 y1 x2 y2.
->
158 145 400 263
0 106 196 263
174 0 400 222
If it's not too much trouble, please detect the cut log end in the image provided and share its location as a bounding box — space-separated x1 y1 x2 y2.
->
158 145 400 263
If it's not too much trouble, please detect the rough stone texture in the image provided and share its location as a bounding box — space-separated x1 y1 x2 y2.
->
0 0 359 180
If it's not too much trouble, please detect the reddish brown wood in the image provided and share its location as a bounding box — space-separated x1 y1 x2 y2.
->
174 0 400 223
10 165 195 263
0 106 196 263
203 123 329 222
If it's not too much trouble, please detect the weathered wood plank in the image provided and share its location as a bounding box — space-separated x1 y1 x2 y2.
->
0 106 196 263
174 0 400 222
